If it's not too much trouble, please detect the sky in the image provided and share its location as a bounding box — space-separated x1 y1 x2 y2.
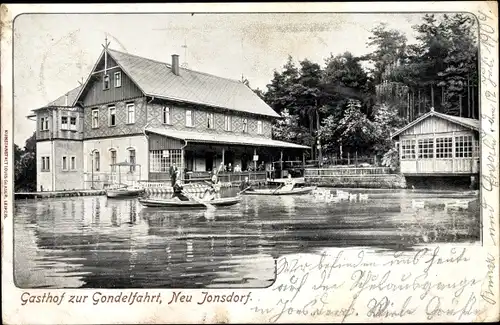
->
13 13 425 146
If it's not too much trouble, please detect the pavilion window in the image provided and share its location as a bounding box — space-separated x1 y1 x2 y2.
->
70 156 76 170
418 138 434 159
185 109 193 127
40 117 49 131
41 156 50 172
455 135 473 158
401 139 415 159
436 137 452 158
94 152 100 172
62 156 68 171
149 149 182 173
61 116 68 130
114 71 122 88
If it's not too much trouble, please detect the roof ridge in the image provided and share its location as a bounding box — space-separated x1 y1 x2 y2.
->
46 84 82 107
108 48 244 85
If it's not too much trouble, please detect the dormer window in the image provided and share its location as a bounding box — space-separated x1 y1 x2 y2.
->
103 74 110 90
224 114 232 131
114 71 122 88
40 117 49 131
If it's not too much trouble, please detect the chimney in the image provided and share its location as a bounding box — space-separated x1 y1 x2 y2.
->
171 54 180 76
65 93 69 106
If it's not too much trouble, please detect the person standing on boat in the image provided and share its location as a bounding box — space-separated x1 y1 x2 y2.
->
169 163 179 187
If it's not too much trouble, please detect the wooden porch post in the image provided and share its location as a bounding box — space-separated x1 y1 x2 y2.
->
181 148 185 181
253 148 257 171
280 150 284 178
222 147 225 166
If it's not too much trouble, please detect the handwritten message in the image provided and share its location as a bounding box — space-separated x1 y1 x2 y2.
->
249 247 489 322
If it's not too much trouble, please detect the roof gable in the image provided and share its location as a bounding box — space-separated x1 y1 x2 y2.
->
392 109 480 138
106 49 279 118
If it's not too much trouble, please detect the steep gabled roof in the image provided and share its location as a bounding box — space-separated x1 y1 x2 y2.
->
391 109 480 138
32 85 83 111
76 48 280 118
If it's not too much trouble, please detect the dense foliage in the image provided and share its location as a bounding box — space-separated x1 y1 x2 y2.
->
15 132 37 192
260 14 478 164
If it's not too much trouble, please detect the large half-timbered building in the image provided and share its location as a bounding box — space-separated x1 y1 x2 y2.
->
29 46 308 190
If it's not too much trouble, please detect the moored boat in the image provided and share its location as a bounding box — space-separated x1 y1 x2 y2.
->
106 186 145 198
242 186 315 196
138 196 241 208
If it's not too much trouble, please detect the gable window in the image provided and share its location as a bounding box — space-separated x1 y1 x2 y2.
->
108 106 116 126
129 149 136 173
418 138 434 159
162 106 171 124
242 118 248 133
436 137 452 158
224 115 232 131
62 156 68 171
103 74 110 90
41 156 50 172
185 109 193 127
61 116 68 130
114 71 122 88
70 117 77 131
127 103 135 124
40 117 49 131
70 156 76 170
110 150 117 172
257 120 263 134
207 113 214 129
401 139 416 160
455 135 473 158
92 109 99 128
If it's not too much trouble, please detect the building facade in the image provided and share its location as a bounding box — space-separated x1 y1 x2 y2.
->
392 108 480 177
29 47 308 191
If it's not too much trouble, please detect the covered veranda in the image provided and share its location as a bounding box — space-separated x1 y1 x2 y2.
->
144 128 309 184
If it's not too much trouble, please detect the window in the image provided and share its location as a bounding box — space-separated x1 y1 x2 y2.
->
242 118 248 133
103 74 110 90
224 115 232 131
61 116 68 130
455 135 473 158
185 109 193 127
93 151 100 172
92 109 99 128
436 137 452 158
41 156 50 172
108 106 116 126
40 117 49 131
62 156 68 171
162 106 171 124
70 117 77 131
127 103 135 124
70 156 76 170
149 150 182 173
207 113 214 129
129 149 136 173
257 120 263 134
401 139 416 160
110 150 117 172
418 138 434 159
114 71 122 88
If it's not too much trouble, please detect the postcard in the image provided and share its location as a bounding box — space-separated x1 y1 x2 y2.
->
1 2 499 324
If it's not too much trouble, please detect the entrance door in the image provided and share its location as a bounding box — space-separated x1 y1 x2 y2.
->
205 152 214 172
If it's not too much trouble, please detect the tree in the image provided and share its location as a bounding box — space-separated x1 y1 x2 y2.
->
14 132 37 192
272 108 313 147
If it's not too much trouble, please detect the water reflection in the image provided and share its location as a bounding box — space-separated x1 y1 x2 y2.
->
14 188 479 288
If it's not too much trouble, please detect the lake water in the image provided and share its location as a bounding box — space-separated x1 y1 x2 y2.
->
14 187 480 289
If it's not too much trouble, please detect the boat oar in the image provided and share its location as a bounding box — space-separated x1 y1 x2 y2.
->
272 184 283 195
238 186 252 195
181 190 215 210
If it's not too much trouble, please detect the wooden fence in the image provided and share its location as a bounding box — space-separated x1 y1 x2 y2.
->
305 167 393 177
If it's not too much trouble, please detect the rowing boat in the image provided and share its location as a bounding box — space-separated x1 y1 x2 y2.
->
138 196 241 208
241 186 315 196
106 186 145 198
